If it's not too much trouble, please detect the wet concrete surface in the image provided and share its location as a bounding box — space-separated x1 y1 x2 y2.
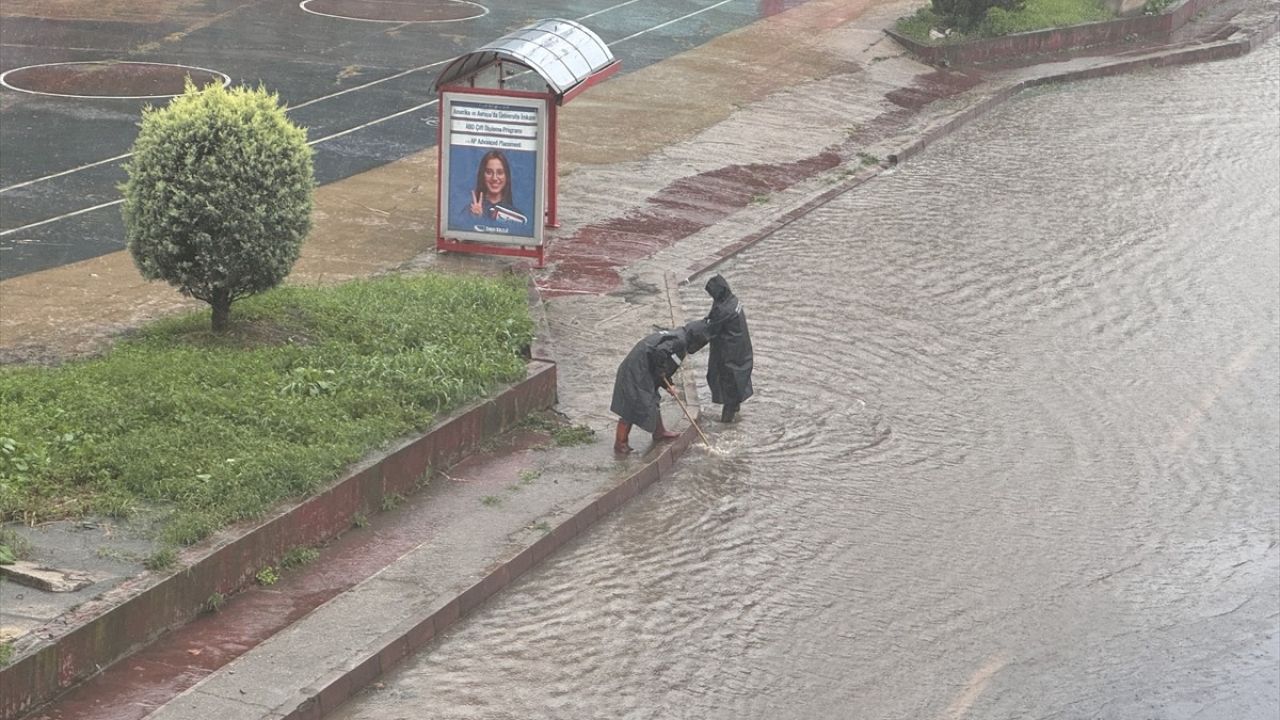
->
0 518 158 638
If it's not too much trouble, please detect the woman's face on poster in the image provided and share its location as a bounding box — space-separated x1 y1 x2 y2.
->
483 157 507 199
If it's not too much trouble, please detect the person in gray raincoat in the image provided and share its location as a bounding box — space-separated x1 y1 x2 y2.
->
704 274 754 422
611 319 709 454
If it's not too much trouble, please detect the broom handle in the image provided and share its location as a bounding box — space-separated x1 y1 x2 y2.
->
664 377 712 447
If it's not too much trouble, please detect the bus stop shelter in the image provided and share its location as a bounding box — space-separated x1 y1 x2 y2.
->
433 19 620 267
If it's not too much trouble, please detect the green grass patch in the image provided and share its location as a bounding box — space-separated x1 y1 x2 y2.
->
0 272 534 546
551 423 596 447
204 591 227 614
280 546 319 570
895 0 1113 41
256 566 279 586
143 547 178 572
0 527 31 565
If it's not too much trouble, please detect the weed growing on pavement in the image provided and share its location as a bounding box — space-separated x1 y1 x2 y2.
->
0 272 534 546
144 548 177 572
352 512 369 529
205 592 226 613
281 546 320 569
551 424 595 447
256 566 279 586
95 546 143 563
517 413 557 432
0 641 11 667
480 495 502 507
381 493 405 512
518 468 540 484
0 527 31 564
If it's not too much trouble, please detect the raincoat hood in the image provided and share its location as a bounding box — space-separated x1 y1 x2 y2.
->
705 274 731 302
682 318 710 355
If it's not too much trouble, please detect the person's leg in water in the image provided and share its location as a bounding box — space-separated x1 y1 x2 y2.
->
614 421 633 454
653 414 679 441
721 402 739 423
616 417 677 453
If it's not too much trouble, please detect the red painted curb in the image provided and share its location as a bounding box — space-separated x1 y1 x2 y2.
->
0 362 558 720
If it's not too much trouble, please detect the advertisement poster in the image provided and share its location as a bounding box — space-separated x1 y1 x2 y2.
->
441 93 546 245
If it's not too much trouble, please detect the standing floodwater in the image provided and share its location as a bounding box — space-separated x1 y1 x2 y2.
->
333 39 1280 720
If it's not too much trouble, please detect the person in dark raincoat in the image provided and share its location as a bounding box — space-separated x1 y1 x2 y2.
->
704 274 754 422
611 319 709 454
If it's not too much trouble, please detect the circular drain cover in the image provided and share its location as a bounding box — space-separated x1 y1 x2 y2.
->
300 0 486 23
0 61 229 99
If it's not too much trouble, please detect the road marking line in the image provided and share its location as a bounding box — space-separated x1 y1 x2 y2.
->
0 0 747 236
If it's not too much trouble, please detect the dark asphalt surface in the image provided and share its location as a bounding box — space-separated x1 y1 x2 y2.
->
0 0 809 279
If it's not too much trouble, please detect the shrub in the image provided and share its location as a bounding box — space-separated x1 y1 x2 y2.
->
122 80 314 332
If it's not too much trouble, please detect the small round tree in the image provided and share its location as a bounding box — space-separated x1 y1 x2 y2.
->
122 80 314 331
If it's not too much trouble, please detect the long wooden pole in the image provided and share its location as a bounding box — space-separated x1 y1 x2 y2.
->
664 378 712 448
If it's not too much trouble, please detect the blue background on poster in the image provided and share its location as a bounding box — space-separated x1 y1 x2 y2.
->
446 143 538 239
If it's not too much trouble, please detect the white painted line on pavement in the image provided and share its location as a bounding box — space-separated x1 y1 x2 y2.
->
0 0 747 237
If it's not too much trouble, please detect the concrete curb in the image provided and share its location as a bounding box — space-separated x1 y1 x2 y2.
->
0 362 558 720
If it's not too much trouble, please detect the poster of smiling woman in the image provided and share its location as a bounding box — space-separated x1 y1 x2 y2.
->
440 93 546 245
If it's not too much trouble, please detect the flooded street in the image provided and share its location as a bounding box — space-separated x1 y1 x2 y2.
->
333 38 1279 720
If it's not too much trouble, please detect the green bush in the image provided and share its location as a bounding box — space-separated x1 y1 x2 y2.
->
122 80 314 331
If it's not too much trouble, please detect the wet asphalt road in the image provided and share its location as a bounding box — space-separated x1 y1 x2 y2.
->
329 36 1280 720
0 0 810 278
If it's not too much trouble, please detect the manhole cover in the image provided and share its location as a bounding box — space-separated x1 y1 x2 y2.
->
0 61 230 99
299 0 486 23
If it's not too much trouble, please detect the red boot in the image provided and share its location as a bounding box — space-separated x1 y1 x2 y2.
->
652 416 679 442
614 421 634 454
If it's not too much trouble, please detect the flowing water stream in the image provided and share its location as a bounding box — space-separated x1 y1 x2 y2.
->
333 38 1280 720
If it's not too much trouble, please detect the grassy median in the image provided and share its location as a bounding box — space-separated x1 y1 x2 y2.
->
0 272 535 546
896 0 1115 41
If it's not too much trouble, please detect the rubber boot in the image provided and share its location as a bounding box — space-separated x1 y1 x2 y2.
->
614 421 633 454
721 403 739 423
653 415 680 442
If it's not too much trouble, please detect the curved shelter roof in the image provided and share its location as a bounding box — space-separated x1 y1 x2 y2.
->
432 18 617 99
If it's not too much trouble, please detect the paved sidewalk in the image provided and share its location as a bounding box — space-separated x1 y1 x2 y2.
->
4 0 1277 717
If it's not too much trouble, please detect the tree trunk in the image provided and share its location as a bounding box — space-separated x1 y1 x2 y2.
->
210 289 232 332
